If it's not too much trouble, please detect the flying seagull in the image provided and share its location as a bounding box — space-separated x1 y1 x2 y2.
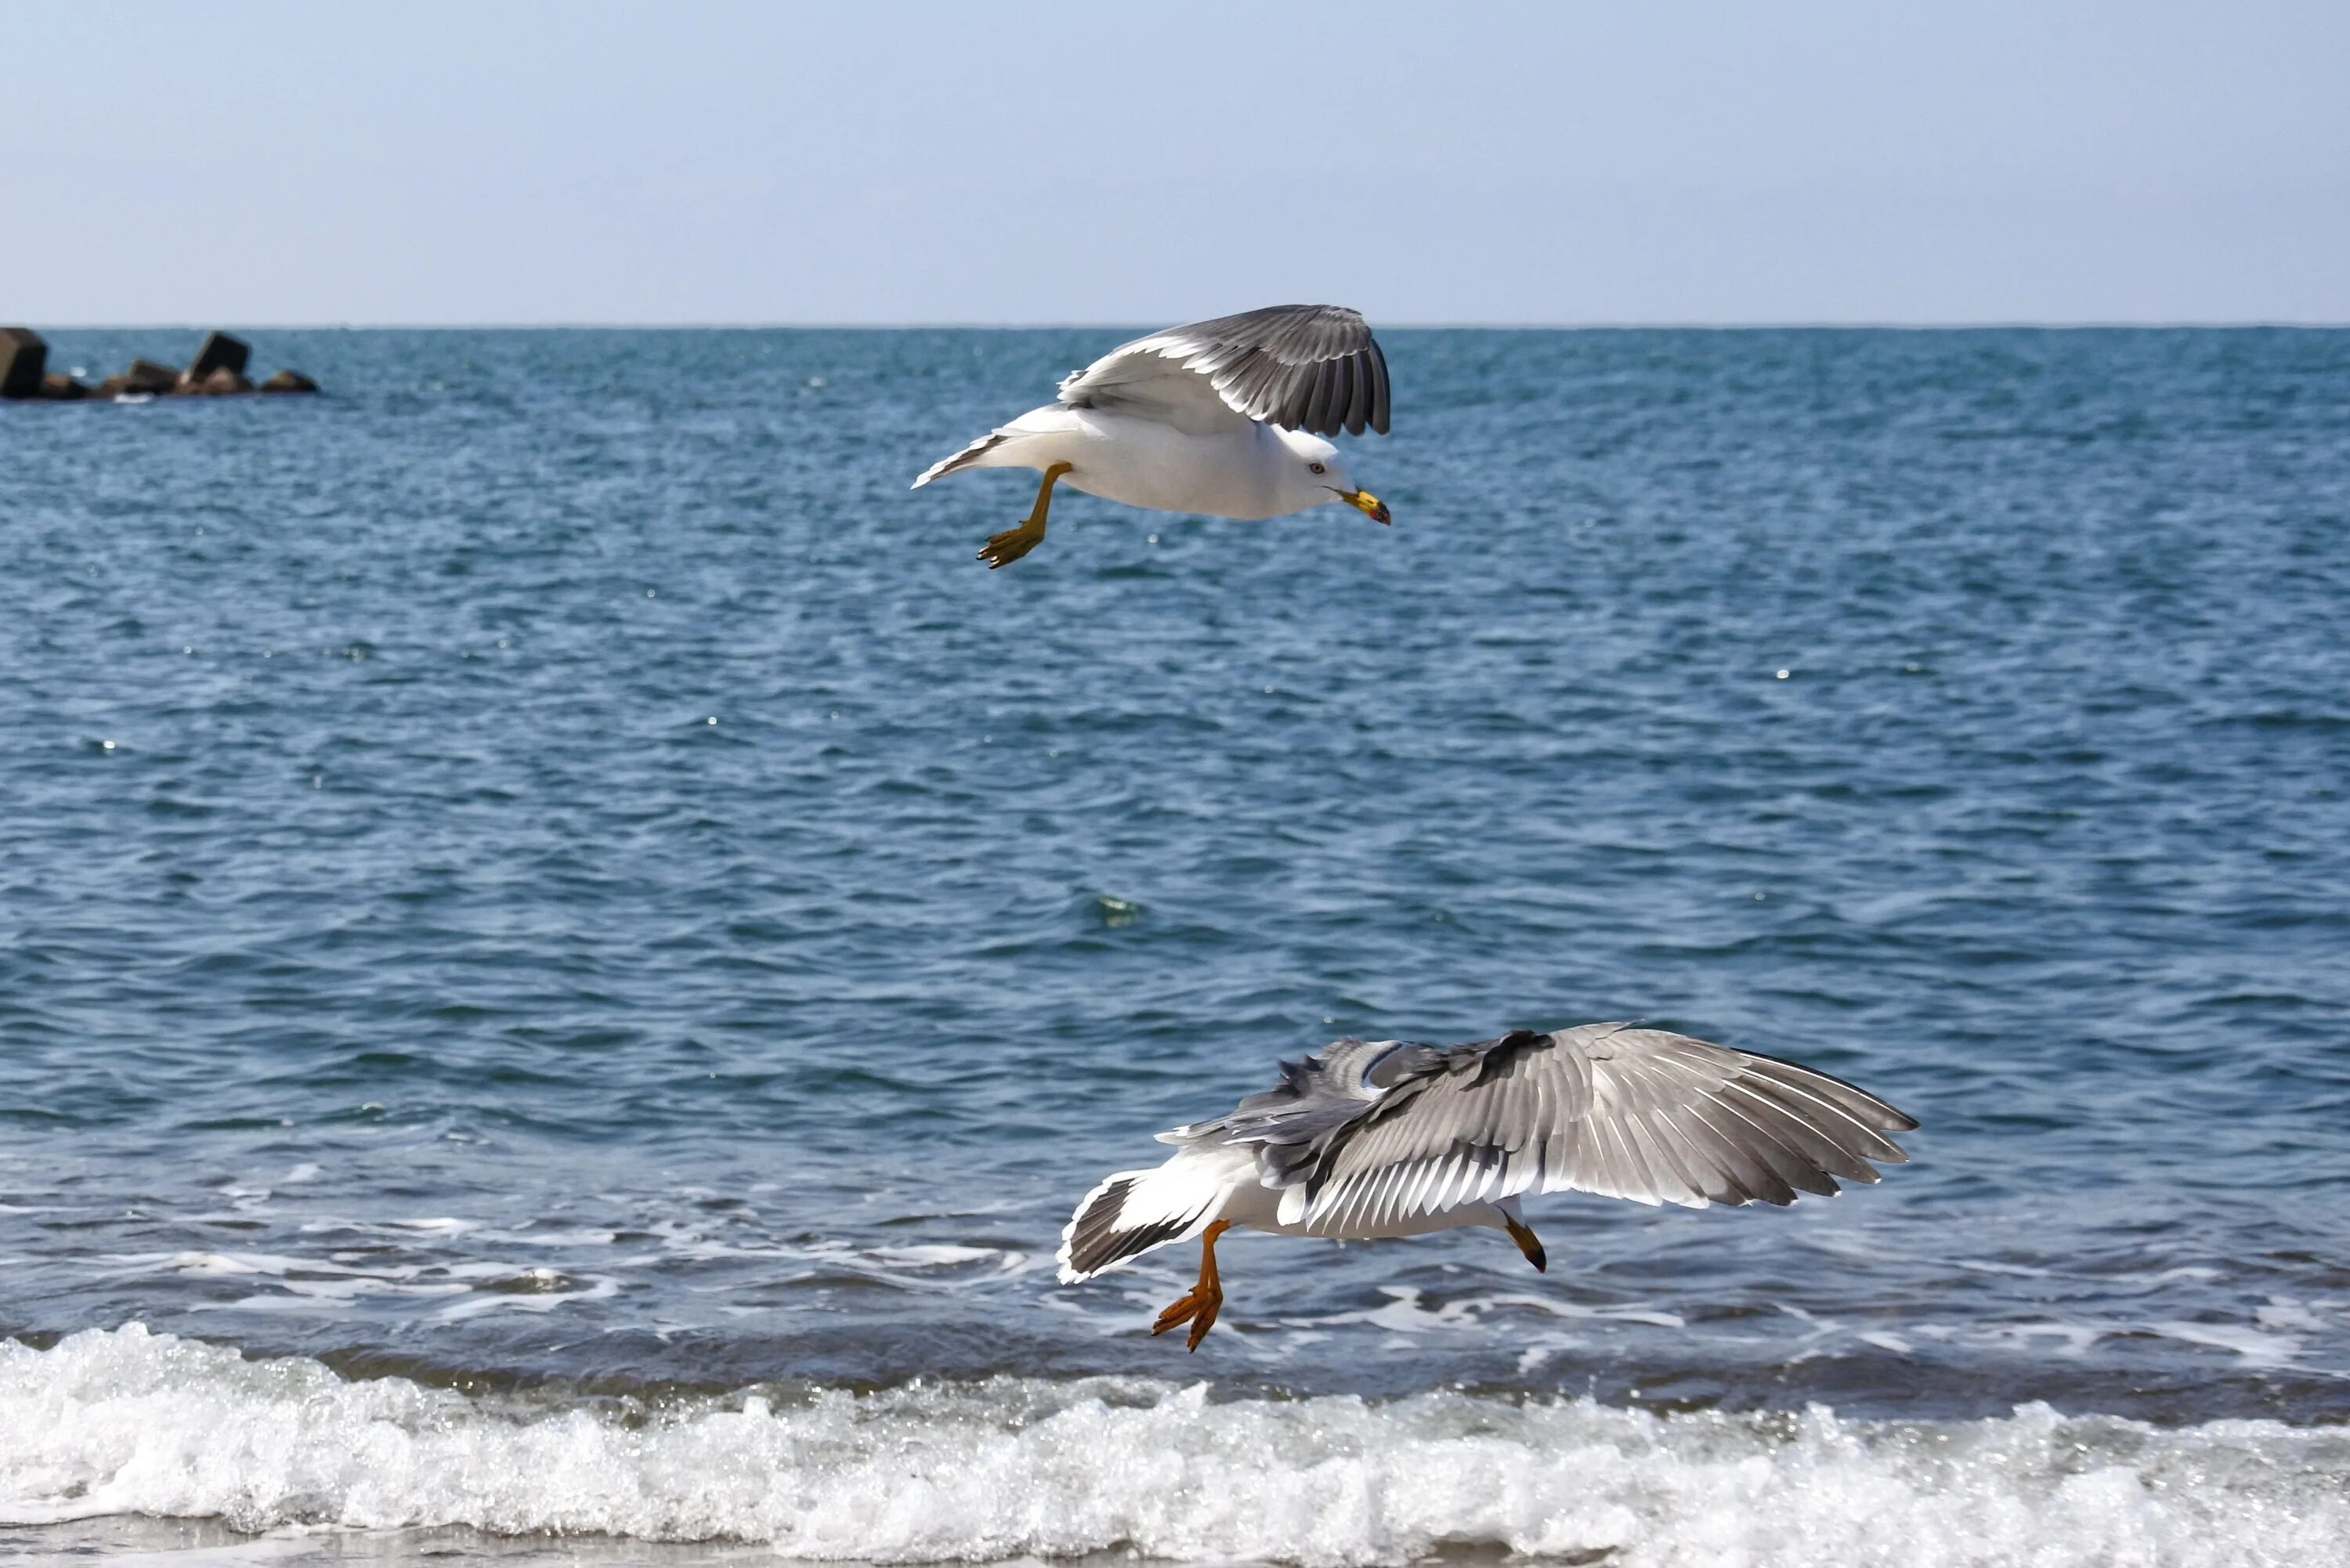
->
1058 1023 1915 1349
913 304 1393 569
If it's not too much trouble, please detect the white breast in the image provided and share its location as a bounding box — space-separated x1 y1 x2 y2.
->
1054 410 1303 520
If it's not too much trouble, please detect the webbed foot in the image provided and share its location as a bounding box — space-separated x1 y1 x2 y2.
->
978 519 1045 569
1149 1219 1232 1351
1152 1282 1224 1351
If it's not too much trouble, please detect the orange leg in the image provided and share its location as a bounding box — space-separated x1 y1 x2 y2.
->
1151 1219 1232 1351
978 461 1072 569
1504 1213 1547 1272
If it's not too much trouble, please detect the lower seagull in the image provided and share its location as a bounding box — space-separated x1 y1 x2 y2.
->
1058 1022 1915 1349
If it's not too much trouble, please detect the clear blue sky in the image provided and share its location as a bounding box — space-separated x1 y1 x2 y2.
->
9 2 2347 326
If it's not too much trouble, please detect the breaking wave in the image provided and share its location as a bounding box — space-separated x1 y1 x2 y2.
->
4 1326 2345 1566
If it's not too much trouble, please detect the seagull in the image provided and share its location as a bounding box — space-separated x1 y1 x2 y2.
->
912 304 1394 569
1058 1023 1915 1349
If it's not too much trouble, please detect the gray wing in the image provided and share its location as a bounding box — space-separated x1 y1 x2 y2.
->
1057 304 1391 437
1180 1024 1916 1230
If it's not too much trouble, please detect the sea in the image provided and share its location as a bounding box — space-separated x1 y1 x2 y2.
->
3 327 2348 1566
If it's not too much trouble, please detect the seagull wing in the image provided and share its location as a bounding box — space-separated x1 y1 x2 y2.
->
1057 304 1391 437
1182 1024 1915 1231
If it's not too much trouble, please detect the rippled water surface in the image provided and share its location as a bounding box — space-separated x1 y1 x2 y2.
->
3 327 2348 1562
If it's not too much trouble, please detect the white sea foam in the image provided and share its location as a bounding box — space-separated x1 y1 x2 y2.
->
4 1325 2346 1567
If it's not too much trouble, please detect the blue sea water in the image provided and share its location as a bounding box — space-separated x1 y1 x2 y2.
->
2 327 2348 1564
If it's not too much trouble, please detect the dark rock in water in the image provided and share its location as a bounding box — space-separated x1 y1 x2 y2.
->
1 327 47 399
13 331 308 403
120 359 181 395
186 331 250 382
180 366 255 396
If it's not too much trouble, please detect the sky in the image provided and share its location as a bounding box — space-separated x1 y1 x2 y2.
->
6 2 2348 326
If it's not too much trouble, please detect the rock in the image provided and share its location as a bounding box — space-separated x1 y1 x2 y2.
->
179 366 254 396
120 359 181 394
186 331 250 382
258 369 320 394
41 373 89 400
1 327 47 399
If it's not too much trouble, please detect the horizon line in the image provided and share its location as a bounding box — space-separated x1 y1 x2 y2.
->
21 318 2350 334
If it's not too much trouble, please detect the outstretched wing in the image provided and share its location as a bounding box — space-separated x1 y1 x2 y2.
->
1186 1024 1915 1230
1057 304 1391 437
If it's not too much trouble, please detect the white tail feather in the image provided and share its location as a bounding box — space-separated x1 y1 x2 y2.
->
911 431 1007 489
1057 1157 1231 1284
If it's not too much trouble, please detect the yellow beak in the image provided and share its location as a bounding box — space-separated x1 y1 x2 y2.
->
1344 489 1392 525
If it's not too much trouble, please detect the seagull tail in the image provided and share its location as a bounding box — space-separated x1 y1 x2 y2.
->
1057 1160 1229 1284
911 430 1010 489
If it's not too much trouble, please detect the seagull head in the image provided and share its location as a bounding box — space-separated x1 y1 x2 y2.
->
1279 431 1390 525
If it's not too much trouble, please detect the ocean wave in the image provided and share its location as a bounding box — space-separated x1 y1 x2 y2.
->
5 1327 2347 1566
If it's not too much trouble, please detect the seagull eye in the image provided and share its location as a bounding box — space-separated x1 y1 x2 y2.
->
1309 462 1325 474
